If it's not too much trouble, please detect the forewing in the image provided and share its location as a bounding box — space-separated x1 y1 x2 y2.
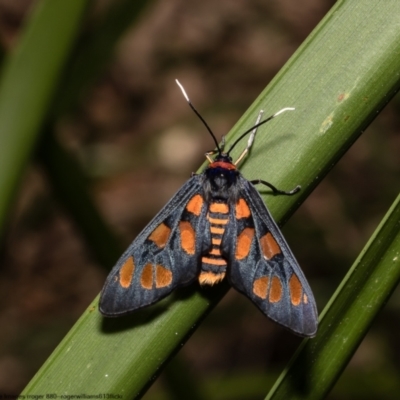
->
100 174 210 316
225 177 318 337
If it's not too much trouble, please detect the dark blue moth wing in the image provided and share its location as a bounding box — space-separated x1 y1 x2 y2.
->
99 174 210 316
224 176 318 337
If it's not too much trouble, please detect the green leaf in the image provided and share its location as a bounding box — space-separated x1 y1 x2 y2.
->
21 0 400 398
0 0 89 236
267 194 400 399
52 0 150 117
37 0 150 269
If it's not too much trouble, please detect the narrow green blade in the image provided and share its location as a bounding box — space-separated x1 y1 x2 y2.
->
267 194 400 399
0 0 89 236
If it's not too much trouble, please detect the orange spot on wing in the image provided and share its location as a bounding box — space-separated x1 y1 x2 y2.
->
260 232 281 259
208 217 229 225
210 226 225 235
199 271 226 285
289 274 302 306
212 238 222 245
119 257 135 288
155 265 172 288
209 203 229 214
141 264 153 289
179 221 196 254
148 223 171 248
235 228 254 259
253 276 269 299
201 257 227 266
303 293 308 304
186 194 203 216
235 198 251 219
269 276 283 303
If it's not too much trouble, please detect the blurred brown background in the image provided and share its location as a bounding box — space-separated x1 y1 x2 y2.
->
0 0 400 398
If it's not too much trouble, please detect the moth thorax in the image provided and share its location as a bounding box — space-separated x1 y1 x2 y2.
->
205 167 239 202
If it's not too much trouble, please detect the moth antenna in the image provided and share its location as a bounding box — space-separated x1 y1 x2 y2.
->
227 107 295 156
175 79 221 154
273 107 296 117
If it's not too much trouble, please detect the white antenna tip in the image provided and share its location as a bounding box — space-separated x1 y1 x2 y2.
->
175 79 189 102
273 107 295 117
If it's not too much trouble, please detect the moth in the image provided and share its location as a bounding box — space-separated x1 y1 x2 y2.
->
99 80 318 337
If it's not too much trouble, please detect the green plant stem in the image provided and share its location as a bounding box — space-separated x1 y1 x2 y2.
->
267 193 400 399
0 0 89 236
36 0 150 269
37 130 123 268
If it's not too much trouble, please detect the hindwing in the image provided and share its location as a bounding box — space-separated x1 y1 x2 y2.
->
99 174 211 316
224 176 318 337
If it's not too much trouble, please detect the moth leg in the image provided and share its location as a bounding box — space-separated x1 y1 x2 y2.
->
205 150 216 163
234 110 264 166
251 179 301 196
